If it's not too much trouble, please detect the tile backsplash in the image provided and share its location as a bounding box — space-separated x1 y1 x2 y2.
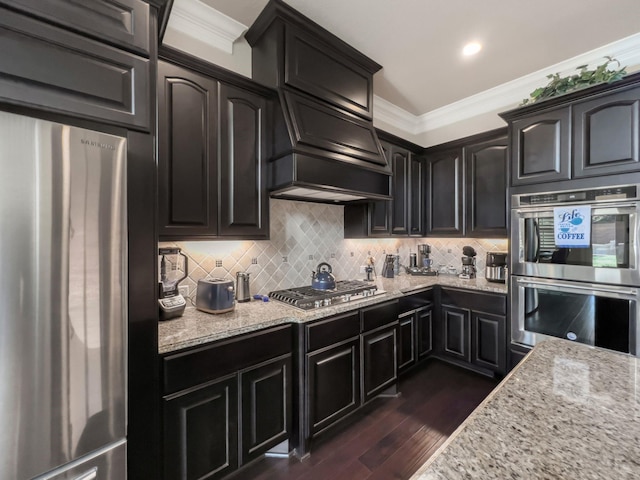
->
160 199 508 300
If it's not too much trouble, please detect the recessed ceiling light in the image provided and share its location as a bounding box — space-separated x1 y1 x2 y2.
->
463 42 482 56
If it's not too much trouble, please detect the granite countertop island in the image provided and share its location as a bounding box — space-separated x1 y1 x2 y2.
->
158 274 507 353
411 339 640 479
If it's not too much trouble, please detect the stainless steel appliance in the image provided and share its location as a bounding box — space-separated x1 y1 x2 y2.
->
511 276 638 355
511 184 640 355
486 251 508 283
511 185 640 285
236 271 251 302
196 278 236 314
381 254 395 278
269 280 380 310
407 244 438 276
158 247 188 320
0 111 127 479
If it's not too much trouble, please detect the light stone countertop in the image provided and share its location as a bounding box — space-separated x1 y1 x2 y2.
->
410 339 640 480
158 274 507 354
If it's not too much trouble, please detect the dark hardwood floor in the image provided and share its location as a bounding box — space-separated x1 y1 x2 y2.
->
235 359 499 480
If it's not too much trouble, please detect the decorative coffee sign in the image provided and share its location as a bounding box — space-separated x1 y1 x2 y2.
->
553 206 591 248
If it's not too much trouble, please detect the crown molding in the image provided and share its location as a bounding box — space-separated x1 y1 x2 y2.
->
166 0 247 54
374 32 640 137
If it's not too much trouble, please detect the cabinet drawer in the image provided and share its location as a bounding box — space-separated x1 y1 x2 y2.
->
306 312 360 352
0 7 150 130
398 289 433 313
440 288 506 316
361 300 399 332
1 0 150 55
163 325 292 395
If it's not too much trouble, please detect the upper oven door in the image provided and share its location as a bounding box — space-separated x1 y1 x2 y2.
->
511 202 640 285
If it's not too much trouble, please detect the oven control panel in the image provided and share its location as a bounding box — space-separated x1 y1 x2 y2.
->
519 185 637 205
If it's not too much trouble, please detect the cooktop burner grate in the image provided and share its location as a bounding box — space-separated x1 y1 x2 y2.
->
269 280 379 310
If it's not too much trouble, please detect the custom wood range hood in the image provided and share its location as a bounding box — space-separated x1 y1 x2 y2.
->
246 0 391 203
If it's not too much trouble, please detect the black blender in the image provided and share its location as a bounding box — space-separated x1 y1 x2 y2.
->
158 247 189 320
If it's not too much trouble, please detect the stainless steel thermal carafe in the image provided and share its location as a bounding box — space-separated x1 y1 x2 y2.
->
236 271 251 302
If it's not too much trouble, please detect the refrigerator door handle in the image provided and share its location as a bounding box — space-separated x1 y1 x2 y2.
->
73 468 98 480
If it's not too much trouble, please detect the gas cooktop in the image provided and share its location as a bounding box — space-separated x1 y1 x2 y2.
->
269 280 381 310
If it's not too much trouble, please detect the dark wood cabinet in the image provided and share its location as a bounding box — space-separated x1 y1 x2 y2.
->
344 135 423 238
573 87 640 178
465 135 508 237
472 311 506 374
502 74 640 186
362 324 397 402
417 306 434 359
426 148 464 236
158 60 218 238
163 376 238 480
0 6 151 131
441 305 471 363
510 107 571 186
218 83 269 238
157 54 272 240
437 288 507 376
240 356 291 464
398 312 416 372
161 325 292 480
307 339 360 435
1 0 151 55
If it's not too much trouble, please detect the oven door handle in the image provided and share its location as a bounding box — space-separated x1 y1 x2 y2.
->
518 279 637 296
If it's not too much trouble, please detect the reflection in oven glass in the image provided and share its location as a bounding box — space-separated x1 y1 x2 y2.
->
524 288 630 353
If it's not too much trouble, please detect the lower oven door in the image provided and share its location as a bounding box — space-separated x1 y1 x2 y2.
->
511 276 639 355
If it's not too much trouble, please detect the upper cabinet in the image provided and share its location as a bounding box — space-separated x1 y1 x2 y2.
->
501 72 640 186
1 0 151 55
157 49 273 240
425 148 464 237
0 2 151 131
344 134 423 238
424 129 508 238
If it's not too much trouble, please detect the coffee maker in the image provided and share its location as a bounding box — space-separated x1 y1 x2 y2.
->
158 247 188 320
459 245 477 279
406 244 438 276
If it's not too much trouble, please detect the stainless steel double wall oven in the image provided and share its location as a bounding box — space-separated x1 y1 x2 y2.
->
510 184 640 355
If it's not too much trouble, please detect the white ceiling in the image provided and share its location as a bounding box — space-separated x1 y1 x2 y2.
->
200 0 640 117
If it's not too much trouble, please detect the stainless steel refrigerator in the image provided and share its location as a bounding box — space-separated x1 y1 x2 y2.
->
0 110 127 479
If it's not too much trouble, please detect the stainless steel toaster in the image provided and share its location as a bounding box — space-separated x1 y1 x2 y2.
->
196 278 236 314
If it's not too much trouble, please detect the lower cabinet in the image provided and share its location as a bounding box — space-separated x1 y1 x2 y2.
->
438 288 507 376
397 289 434 375
362 323 397 402
163 376 239 480
307 339 360 435
301 300 399 452
161 325 292 480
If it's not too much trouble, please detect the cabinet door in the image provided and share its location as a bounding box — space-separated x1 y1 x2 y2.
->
573 88 640 178
240 356 291 464
398 312 416 373
307 340 360 435
471 312 506 374
441 305 471 363
368 200 392 236
417 306 433 359
409 155 425 236
163 376 238 480
158 60 218 238
511 107 571 185
2 0 151 55
219 83 270 238
465 136 508 237
362 324 398 403
0 6 150 130
426 148 464 236
390 146 410 235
